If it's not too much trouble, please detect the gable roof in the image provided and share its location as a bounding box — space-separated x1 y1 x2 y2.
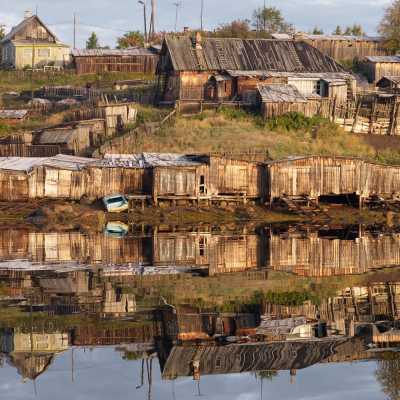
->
257 84 308 103
161 36 347 74
2 15 62 45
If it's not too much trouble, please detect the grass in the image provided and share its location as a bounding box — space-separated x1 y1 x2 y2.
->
137 108 392 162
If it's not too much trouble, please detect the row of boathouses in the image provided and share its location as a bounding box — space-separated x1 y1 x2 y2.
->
2 153 400 206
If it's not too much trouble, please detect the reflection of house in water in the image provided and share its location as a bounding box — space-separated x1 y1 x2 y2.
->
267 227 400 277
0 328 69 381
161 338 350 380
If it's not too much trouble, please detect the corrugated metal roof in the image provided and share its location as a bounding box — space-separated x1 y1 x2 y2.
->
257 84 307 103
0 155 94 172
95 153 205 168
162 36 347 73
0 110 29 119
72 47 158 57
365 56 400 63
297 33 382 42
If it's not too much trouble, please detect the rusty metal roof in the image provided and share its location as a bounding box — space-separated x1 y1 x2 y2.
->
162 36 347 73
257 84 308 103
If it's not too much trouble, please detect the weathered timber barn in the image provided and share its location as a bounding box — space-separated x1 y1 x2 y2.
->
266 155 400 204
0 155 93 201
33 119 107 156
156 34 355 112
292 34 389 62
361 56 400 83
71 47 159 75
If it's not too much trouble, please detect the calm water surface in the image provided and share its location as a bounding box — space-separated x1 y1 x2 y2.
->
0 224 399 400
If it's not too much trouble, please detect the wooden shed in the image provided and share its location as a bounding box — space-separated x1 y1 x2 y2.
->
293 34 389 62
361 56 400 83
71 48 159 75
266 156 364 204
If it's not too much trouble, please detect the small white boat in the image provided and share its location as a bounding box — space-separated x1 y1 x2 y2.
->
103 194 129 213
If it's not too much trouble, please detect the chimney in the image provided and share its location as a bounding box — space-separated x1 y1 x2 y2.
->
24 10 32 19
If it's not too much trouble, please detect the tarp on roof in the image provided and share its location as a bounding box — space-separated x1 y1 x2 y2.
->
162 36 347 74
94 153 205 168
257 84 308 103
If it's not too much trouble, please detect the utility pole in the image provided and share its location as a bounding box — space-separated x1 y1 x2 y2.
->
139 1 148 45
73 13 77 49
173 2 181 33
200 0 204 31
263 0 266 32
148 0 156 40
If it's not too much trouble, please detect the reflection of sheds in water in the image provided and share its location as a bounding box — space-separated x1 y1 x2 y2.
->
268 230 400 277
161 338 348 379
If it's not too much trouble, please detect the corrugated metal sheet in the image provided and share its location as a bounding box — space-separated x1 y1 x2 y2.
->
258 84 307 103
0 110 29 119
297 34 382 42
162 36 346 73
0 155 93 172
95 153 204 169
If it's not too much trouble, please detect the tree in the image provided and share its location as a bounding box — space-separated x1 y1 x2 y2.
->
312 27 324 35
343 26 353 35
333 25 342 35
0 25 5 41
213 19 254 39
376 354 400 400
351 24 364 36
252 6 293 34
117 31 144 49
86 32 100 49
379 0 400 53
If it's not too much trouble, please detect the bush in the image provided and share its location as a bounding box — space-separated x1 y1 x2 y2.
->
217 106 250 120
266 112 325 131
264 290 320 306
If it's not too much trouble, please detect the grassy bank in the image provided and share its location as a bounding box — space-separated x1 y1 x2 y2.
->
137 108 400 165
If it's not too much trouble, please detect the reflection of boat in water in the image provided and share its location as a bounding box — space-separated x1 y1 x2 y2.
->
104 222 129 237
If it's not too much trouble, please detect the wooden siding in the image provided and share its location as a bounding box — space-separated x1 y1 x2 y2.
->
301 38 388 62
74 54 158 75
362 61 400 83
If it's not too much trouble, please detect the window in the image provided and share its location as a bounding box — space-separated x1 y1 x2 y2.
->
23 48 33 56
199 175 206 194
199 237 207 257
38 48 50 58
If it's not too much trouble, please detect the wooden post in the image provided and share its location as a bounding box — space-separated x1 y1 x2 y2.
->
369 95 378 134
388 99 400 136
352 98 362 133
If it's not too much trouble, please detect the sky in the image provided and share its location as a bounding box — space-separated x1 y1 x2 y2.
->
0 347 385 400
0 0 394 48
